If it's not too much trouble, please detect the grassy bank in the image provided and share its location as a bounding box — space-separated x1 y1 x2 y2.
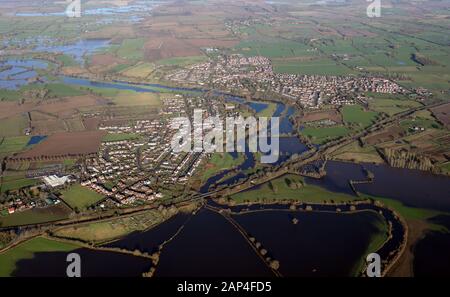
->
53 209 174 244
231 174 356 203
201 153 246 182
0 237 79 277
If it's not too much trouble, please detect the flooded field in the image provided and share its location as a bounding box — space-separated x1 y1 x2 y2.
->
35 39 110 64
0 58 50 89
13 248 152 277
306 161 450 211
233 210 387 276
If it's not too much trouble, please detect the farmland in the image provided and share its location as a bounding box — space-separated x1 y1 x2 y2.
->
362 126 406 146
274 58 354 76
121 63 155 78
155 56 207 67
300 109 342 124
431 103 450 127
117 38 146 61
102 133 140 143
331 141 384 164
13 131 106 160
111 91 161 106
0 136 30 154
53 209 175 243
0 175 39 193
0 115 29 137
301 126 351 144
369 97 423 116
0 204 71 227
342 105 379 128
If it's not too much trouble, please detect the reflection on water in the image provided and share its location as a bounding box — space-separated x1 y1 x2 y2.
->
414 215 450 276
154 208 274 277
233 210 386 276
10 202 406 277
306 161 450 211
13 248 151 277
104 213 190 253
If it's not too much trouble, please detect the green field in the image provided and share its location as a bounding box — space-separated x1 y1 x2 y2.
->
439 162 450 175
45 83 85 97
201 153 245 182
0 114 29 137
274 58 354 76
19 83 85 97
0 89 21 101
116 38 146 61
301 126 350 144
156 56 207 66
0 136 30 154
112 90 161 106
57 54 78 67
0 237 79 277
0 205 71 227
0 177 39 193
400 117 441 130
342 105 379 128
231 174 357 203
331 141 384 164
110 63 133 73
121 62 155 78
102 133 140 142
236 39 314 58
368 97 422 116
54 209 168 243
61 184 104 210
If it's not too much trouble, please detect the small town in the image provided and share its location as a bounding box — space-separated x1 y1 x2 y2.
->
166 54 408 108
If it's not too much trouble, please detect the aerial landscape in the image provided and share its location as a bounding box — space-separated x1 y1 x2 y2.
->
0 0 449 280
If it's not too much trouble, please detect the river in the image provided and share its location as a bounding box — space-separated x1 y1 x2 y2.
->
13 75 447 277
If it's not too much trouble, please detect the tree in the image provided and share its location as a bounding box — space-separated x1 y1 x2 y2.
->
270 260 280 270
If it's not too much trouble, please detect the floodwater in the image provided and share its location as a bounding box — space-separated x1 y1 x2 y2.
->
413 215 450 276
10 202 405 277
27 135 47 146
233 210 387 276
0 59 49 89
35 39 111 64
13 248 152 277
14 1 164 17
306 160 450 212
154 208 274 277
104 213 191 253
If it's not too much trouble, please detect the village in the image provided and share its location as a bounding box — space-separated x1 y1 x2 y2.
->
166 54 408 108
0 93 226 216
